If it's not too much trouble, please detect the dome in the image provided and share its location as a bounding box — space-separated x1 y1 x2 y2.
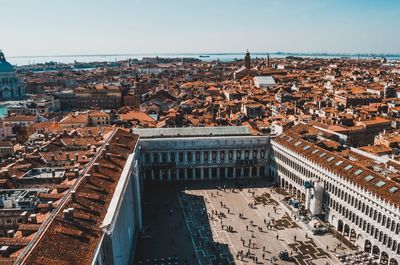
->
0 51 14 73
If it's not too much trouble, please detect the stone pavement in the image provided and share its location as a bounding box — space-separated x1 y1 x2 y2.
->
134 180 352 265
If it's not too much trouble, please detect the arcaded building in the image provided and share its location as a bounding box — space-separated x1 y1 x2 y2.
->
271 128 400 265
133 127 271 182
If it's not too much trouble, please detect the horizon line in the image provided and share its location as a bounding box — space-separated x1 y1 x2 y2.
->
7 51 400 59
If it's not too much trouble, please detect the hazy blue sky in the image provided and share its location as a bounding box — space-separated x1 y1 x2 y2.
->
2 0 400 56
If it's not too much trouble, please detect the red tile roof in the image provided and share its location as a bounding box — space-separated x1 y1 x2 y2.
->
19 129 138 265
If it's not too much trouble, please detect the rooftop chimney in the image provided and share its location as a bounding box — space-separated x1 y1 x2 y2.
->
71 190 77 202
29 214 37 224
74 168 79 178
63 207 74 220
0 246 9 258
94 163 99 172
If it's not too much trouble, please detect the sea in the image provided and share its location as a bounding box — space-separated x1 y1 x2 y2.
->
7 52 400 66
0 106 7 118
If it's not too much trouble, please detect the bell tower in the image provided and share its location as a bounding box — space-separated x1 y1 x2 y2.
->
244 50 251 69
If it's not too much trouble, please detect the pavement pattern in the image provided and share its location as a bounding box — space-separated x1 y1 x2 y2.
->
134 180 352 265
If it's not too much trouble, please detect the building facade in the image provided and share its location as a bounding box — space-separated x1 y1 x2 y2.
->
271 131 400 265
133 127 271 182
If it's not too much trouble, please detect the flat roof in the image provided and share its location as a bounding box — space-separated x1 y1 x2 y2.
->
132 126 251 138
254 76 276 85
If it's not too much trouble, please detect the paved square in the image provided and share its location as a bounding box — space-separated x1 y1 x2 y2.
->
134 180 352 265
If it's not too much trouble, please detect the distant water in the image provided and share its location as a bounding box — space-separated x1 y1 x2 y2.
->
0 106 7 118
8 52 400 66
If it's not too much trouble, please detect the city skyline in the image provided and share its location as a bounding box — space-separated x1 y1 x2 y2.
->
2 0 400 57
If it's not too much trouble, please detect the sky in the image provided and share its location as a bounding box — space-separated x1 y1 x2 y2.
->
1 0 400 56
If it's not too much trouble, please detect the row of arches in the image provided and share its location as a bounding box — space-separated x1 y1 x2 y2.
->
272 145 400 264
275 146 400 238
331 198 400 254
144 148 267 164
326 182 400 235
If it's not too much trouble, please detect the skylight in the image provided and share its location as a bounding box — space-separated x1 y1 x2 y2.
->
354 169 363 176
375 181 386 187
287 137 293 142
327 156 335 162
312 149 319 154
303 145 310 150
344 165 353 171
364 175 374 182
335 161 344 166
294 141 302 146
389 187 398 193
319 152 327 158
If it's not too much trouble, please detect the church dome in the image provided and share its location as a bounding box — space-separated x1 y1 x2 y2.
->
0 51 14 73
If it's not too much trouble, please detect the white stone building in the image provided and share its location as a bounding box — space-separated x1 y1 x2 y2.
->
133 127 271 182
271 130 400 265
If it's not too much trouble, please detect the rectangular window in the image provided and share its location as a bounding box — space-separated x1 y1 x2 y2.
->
375 181 386 187
364 175 374 182
344 165 353 171
354 169 363 176
335 161 343 166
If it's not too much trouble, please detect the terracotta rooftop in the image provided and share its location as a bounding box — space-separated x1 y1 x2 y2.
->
19 129 139 265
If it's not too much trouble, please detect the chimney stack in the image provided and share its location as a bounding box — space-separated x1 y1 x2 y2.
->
29 214 37 224
63 207 75 220
0 246 10 257
71 190 77 202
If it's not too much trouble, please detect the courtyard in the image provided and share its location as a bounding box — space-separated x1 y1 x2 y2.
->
134 180 355 265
